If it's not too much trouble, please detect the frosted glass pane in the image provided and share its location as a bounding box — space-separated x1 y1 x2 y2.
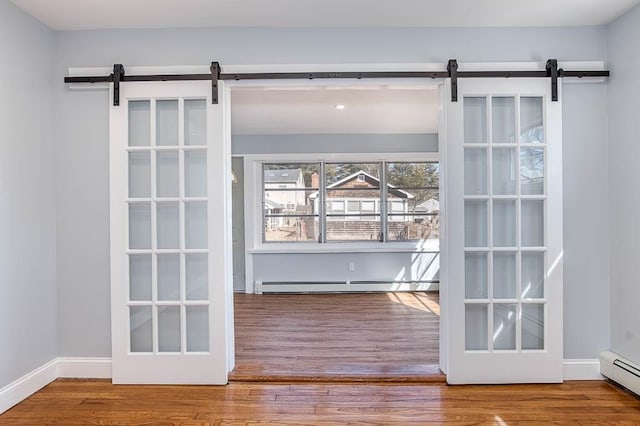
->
492 148 516 195
156 151 179 198
464 200 488 247
186 254 208 300
493 200 516 247
128 100 150 146
520 148 544 195
465 304 488 350
186 202 207 249
186 306 209 352
464 97 487 143
157 202 180 249
492 97 516 143
185 99 207 146
130 306 152 352
157 254 180 301
522 200 544 247
465 252 488 299
129 255 151 301
493 252 517 299
522 304 544 350
464 149 488 195
493 304 517 350
156 100 179 146
522 252 544 299
129 203 151 249
128 152 151 198
158 306 181 352
185 150 207 197
520 97 544 143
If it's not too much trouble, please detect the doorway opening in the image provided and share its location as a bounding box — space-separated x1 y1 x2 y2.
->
228 83 443 381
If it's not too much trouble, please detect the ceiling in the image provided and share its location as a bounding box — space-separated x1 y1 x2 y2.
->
231 88 439 135
12 0 640 30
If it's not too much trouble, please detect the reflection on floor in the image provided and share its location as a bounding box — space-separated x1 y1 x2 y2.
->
231 292 442 382
4 380 640 424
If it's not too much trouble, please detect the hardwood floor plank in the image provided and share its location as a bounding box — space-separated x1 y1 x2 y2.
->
2 380 640 425
232 292 442 382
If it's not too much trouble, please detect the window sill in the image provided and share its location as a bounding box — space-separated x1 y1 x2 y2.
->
248 241 439 254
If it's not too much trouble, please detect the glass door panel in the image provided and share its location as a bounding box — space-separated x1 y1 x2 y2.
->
462 92 550 355
156 100 179 146
464 97 487 143
464 149 488 195
123 93 212 361
128 152 151 198
491 97 516 143
493 200 516 247
465 252 488 299
128 101 151 146
156 151 179 198
493 252 517 299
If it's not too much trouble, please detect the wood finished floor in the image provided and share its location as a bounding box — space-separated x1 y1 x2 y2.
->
231 292 442 382
2 379 640 425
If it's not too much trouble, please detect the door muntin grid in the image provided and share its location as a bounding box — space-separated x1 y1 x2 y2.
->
463 95 546 353
126 97 210 354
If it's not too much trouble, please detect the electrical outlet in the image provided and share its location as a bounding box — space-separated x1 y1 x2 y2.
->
348 261 355 272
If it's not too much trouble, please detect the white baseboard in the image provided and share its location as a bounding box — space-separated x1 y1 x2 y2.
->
0 356 602 414
0 357 113 415
0 359 58 415
57 357 112 379
257 281 440 294
563 359 603 380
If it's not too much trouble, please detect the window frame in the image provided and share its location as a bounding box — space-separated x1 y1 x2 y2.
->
255 152 442 246
246 153 440 253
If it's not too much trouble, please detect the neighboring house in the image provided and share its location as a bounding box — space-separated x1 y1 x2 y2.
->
308 170 414 220
264 168 305 212
264 169 308 238
264 198 284 230
308 170 418 240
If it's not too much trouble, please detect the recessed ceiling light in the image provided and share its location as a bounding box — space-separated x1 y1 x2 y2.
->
335 104 346 110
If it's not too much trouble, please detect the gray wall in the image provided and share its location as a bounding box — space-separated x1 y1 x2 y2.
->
0 2 57 387
562 84 610 359
253 252 439 285
607 4 640 365
233 134 439 155
54 25 609 359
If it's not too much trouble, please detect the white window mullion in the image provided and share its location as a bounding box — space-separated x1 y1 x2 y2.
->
320 162 327 243
380 161 388 242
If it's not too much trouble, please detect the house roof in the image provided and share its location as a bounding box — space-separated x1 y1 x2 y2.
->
264 169 302 183
264 198 284 209
415 198 440 212
309 170 414 199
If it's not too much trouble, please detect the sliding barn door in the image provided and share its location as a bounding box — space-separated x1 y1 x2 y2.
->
443 78 563 384
109 81 233 384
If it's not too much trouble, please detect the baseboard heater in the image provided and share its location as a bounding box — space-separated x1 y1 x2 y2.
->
600 351 640 396
255 280 439 294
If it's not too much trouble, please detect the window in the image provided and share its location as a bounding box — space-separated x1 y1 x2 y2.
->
262 161 439 243
386 162 440 241
263 163 319 242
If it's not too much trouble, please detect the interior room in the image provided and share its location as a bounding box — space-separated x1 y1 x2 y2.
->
2 0 640 423
229 86 442 380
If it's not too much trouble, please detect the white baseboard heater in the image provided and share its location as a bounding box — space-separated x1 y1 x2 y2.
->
600 351 640 396
255 280 439 294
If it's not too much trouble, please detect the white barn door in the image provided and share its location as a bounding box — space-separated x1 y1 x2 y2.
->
443 78 563 384
109 81 233 384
